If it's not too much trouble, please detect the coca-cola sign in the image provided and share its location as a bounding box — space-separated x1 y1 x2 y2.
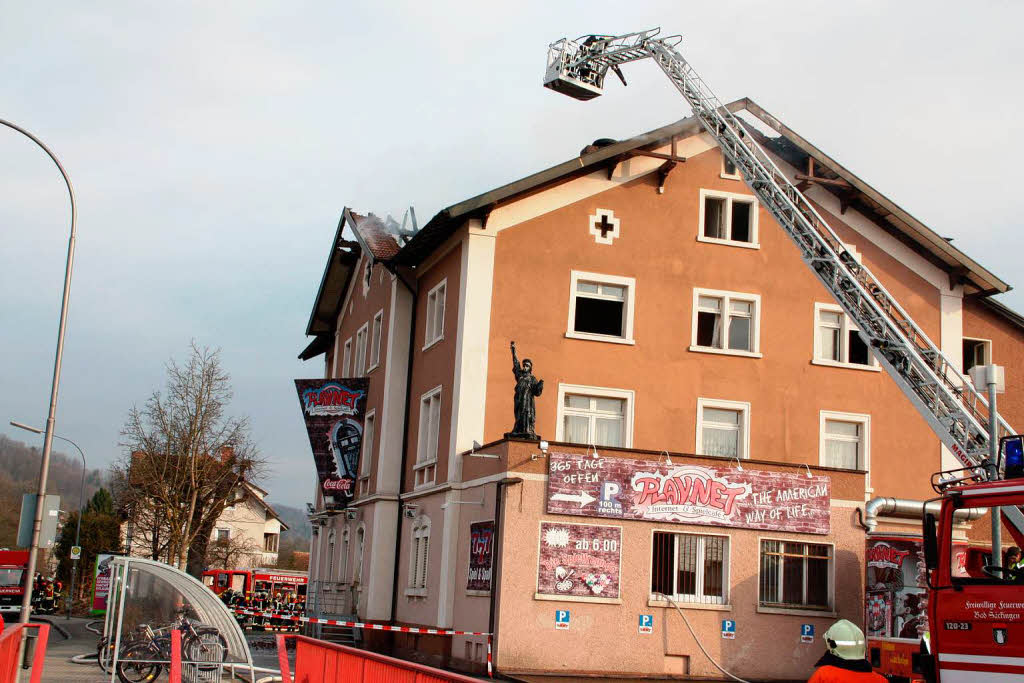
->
547 451 830 534
295 378 369 510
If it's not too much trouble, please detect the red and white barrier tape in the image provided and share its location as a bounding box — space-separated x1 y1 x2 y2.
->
231 608 491 637
487 635 493 678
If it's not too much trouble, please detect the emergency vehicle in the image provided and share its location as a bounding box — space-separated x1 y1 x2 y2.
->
0 550 28 613
201 568 307 600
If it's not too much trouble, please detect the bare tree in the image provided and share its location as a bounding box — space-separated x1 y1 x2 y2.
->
205 534 263 570
114 343 264 573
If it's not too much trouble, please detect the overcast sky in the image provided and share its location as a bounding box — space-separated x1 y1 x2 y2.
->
2 2 1022 508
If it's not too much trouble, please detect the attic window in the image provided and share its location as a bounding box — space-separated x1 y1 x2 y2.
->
722 156 740 179
698 190 759 248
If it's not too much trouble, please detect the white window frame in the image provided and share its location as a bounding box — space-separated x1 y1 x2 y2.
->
340 526 350 583
756 538 835 615
819 411 871 485
354 524 366 584
689 287 763 358
368 309 384 372
360 410 376 479
697 189 759 249
354 323 369 376
565 270 636 345
555 383 634 448
423 279 447 350
215 528 230 542
650 530 731 607
415 386 442 488
962 336 992 375
695 398 751 460
812 303 880 371
406 517 431 596
342 338 352 377
720 154 742 181
362 258 372 297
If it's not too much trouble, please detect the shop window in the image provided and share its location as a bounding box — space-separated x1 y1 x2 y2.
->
820 411 870 471
566 271 636 344
963 338 991 374
369 310 384 370
759 540 832 610
691 289 761 356
699 190 758 247
813 303 877 369
556 384 634 448
697 398 750 459
651 531 728 605
424 280 446 349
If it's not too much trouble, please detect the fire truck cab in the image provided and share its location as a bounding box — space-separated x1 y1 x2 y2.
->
0 550 28 613
922 444 1024 681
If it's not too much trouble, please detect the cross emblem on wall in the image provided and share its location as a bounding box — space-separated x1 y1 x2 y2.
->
588 209 621 245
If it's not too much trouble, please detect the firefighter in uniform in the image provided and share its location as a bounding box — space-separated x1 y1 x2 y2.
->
808 620 886 682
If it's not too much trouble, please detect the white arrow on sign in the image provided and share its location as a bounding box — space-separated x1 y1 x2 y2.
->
551 491 596 508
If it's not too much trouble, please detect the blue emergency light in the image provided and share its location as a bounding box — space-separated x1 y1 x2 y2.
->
1002 435 1024 480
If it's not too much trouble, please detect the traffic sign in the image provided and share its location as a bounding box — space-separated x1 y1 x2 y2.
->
722 619 736 639
801 624 815 643
555 609 570 630
70 545 82 560
638 614 653 634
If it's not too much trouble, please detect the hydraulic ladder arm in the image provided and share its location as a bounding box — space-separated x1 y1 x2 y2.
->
543 29 1024 537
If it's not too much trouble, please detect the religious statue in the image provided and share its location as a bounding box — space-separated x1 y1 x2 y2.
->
506 341 544 439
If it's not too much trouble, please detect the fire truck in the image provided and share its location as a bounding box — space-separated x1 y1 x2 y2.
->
201 568 307 600
0 550 28 613
541 28 1024 682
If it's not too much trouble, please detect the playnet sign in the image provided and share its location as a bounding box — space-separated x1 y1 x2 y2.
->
546 451 831 535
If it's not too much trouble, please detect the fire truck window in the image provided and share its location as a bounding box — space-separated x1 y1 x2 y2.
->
256 581 269 592
217 574 229 588
297 584 307 597
0 568 23 586
231 575 245 591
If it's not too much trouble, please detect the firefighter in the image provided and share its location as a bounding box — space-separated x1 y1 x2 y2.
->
807 620 886 682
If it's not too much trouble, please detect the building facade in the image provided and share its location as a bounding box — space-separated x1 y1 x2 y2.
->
299 99 1024 680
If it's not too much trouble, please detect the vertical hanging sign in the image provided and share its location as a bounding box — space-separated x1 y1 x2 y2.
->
467 521 495 592
294 378 370 511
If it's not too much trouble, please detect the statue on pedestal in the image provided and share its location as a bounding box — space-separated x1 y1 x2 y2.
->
506 341 543 440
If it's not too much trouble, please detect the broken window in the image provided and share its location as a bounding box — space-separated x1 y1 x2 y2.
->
568 272 635 342
963 338 990 374
694 292 758 353
700 191 757 245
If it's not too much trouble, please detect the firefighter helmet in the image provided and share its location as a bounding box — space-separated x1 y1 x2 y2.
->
824 619 867 661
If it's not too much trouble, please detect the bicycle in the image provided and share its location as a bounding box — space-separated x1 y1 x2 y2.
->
115 614 227 683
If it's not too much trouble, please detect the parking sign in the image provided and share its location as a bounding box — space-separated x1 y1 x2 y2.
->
801 624 815 644
722 619 736 639
638 614 654 634
555 610 571 630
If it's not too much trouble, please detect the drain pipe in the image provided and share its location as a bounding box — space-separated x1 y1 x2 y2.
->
862 497 987 533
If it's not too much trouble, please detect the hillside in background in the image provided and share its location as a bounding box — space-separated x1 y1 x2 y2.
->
272 502 311 541
0 435 105 547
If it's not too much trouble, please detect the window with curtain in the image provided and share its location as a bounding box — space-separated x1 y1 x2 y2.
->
699 405 746 458
759 540 831 609
815 304 873 367
651 532 728 605
425 281 446 347
823 419 863 470
699 191 757 245
562 393 626 447
369 310 383 369
342 338 352 376
360 412 375 478
355 323 368 375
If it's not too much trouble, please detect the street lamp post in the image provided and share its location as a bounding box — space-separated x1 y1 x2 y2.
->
10 421 86 621
1 118 77 624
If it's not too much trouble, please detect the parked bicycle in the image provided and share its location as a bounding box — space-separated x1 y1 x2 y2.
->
111 612 227 683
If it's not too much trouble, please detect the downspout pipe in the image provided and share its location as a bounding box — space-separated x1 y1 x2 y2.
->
863 497 987 533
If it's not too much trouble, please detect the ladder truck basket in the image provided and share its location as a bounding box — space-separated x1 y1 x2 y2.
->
931 465 988 494
544 38 606 100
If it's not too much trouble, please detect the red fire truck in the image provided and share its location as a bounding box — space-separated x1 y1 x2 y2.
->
201 568 307 600
0 551 28 614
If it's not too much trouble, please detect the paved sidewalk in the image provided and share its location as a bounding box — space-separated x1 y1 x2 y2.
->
2 616 108 682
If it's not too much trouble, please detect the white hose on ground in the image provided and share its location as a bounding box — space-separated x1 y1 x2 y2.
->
656 593 752 683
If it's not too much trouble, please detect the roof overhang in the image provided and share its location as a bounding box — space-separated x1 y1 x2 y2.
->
300 209 360 357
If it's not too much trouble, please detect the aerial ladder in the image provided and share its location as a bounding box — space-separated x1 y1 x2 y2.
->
542 29 1024 541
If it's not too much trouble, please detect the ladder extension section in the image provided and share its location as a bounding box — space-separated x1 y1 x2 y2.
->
546 32 1015 473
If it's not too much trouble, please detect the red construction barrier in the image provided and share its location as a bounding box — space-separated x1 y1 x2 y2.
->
169 628 182 683
277 633 486 683
0 615 51 683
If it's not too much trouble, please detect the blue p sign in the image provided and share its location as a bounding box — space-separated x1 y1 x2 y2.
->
721 619 736 639
801 624 815 643
555 610 570 630
638 614 654 634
